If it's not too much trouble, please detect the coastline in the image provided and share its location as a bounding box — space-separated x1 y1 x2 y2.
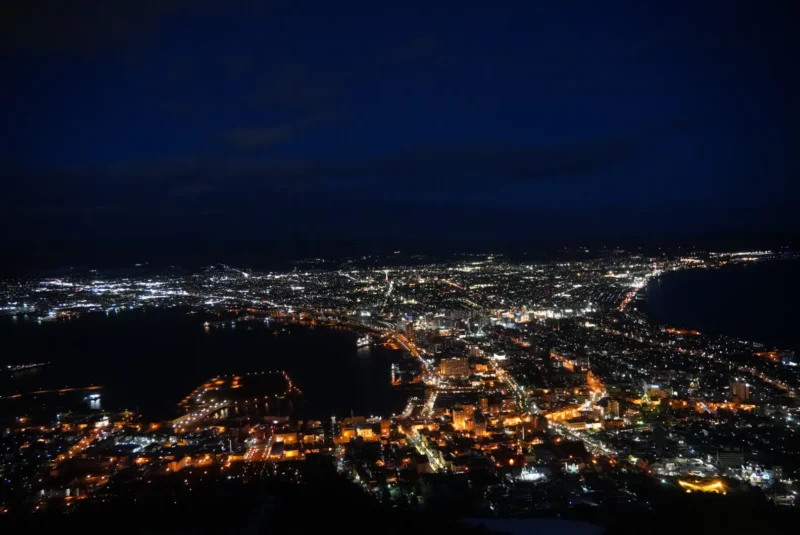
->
0 310 409 420
641 259 800 352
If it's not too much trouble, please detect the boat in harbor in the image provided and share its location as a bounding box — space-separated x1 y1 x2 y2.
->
356 335 372 348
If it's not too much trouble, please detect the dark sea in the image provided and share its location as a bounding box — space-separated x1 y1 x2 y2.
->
0 310 409 420
645 259 800 351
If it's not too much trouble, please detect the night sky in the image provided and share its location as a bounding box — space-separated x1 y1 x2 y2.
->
2 1 798 253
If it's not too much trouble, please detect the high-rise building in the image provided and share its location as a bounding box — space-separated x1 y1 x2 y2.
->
731 379 751 400
717 448 744 469
479 396 489 413
405 322 415 343
473 415 487 437
607 399 620 419
458 404 475 420
452 408 467 430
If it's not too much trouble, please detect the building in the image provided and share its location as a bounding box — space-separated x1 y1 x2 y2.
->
405 322 415 343
773 466 783 481
273 432 299 445
607 399 620 419
380 419 391 437
302 433 324 446
356 427 375 439
473 415 487 437
717 449 745 469
501 397 516 412
167 455 192 472
467 344 484 357
458 404 475 419
566 419 601 431
566 420 587 431
452 408 467 430
731 379 751 401
439 357 470 377
654 425 668 449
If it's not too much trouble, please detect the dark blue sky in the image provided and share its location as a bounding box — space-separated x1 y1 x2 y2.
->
2 1 798 247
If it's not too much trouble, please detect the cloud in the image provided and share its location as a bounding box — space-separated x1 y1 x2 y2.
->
221 126 299 149
169 182 216 198
7 133 642 217
244 64 340 114
221 110 341 149
5 117 705 237
350 138 639 184
5 130 796 244
175 135 639 193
